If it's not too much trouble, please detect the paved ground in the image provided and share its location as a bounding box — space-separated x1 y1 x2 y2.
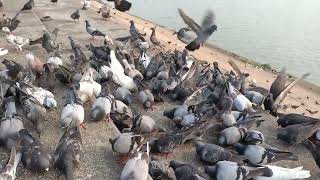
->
0 0 319 179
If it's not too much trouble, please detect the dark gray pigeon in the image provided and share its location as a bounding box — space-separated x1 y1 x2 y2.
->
169 160 206 180
195 141 232 165
70 9 80 22
20 0 34 11
19 129 52 173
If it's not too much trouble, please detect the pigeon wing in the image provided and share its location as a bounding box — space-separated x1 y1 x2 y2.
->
178 8 201 35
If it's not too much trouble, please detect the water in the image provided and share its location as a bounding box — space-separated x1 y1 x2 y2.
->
129 0 320 85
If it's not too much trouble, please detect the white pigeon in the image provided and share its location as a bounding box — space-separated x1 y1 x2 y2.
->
99 65 113 80
254 165 311 180
83 0 91 9
90 94 114 122
47 56 63 69
109 50 137 91
60 88 84 128
2 27 29 51
77 68 101 103
228 82 255 112
120 143 149 180
139 51 150 69
0 48 8 56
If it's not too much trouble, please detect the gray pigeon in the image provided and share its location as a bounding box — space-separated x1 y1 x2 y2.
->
0 96 24 150
205 161 273 180
233 143 298 165
178 9 217 51
115 87 132 105
138 89 154 109
85 20 105 38
218 127 247 146
219 96 236 127
173 27 194 44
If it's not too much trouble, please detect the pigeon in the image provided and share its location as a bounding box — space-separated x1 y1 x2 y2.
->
17 86 46 134
82 0 91 10
129 20 146 42
2 59 26 81
195 141 232 165
0 96 24 150
54 123 82 180
218 126 247 146
107 0 132 12
60 87 84 128
77 68 102 103
2 27 29 51
21 83 57 109
0 48 8 56
109 133 141 155
120 143 149 180
112 100 134 119
227 82 255 113
109 50 138 91
90 94 114 122
20 0 34 11
150 27 162 47
277 121 320 145
85 20 105 39
173 27 194 44
149 160 175 180
51 0 58 4
19 129 52 173
301 139 320 168
70 9 80 22
169 160 206 180
254 165 311 180
205 161 273 180
122 59 143 81
0 0 2 10
1 12 21 32
26 52 45 77
178 9 217 51
277 113 319 127
42 32 59 54
233 143 298 165
138 89 154 109
115 87 133 105
97 4 111 19
243 130 264 145
138 50 151 69
132 114 156 133
0 147 22 180
219 96 236 127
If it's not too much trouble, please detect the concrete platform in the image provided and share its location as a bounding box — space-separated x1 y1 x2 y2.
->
0 0 319 179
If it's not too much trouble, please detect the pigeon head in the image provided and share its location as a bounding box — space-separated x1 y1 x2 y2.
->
169 160 182 170
43 96 57 109
85 20 90 26
43 32 51 41
2 27 10 33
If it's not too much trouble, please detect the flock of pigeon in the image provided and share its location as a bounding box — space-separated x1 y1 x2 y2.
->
0 0 319 179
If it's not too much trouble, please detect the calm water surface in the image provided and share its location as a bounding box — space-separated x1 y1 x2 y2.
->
129 0 320 85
